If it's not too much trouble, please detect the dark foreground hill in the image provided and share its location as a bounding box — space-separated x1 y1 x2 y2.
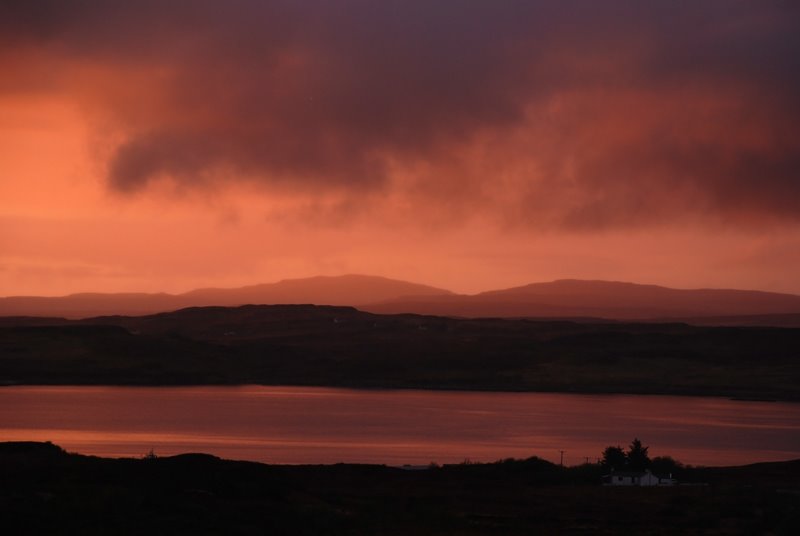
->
2 304 799 400
1 441 798 535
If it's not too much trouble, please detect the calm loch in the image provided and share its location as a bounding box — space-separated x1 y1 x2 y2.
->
1 386 798 466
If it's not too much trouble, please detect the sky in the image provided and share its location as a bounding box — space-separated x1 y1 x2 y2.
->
1 0 799 297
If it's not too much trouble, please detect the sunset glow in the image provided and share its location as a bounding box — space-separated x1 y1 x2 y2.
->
2 1 799 297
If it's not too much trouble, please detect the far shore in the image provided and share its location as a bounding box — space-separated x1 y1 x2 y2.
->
3 305 799 401
0 380 796 403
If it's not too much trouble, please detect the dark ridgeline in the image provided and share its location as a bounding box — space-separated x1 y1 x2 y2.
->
363 279 800 323
1 441 798 535
0 274 453 319
2 276 800 325
1 304 799 400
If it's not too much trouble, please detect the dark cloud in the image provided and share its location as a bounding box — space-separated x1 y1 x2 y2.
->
2 0 799 226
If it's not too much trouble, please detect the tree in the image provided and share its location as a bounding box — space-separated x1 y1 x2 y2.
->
601 445 626 470
650 456 681 475
626 438 650 471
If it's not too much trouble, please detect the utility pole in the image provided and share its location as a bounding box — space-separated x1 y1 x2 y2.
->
559 450 565 467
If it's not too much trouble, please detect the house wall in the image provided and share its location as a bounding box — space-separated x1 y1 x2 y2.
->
639 473 660 486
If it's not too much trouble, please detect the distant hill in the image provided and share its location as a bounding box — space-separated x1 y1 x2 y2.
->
0 275 451 319
362 280 800 322
2 276 800 324
183 275 451 308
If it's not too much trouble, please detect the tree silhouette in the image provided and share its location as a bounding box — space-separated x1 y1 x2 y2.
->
650 455 681 475
601 445 626 470
626 438 650 471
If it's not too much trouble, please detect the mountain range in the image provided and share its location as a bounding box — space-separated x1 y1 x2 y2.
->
0 275 447 319
2 274 800 325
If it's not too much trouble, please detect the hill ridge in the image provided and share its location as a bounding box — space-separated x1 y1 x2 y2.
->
2 276 800 323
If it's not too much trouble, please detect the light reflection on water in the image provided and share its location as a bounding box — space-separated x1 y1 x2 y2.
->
1 385 798 466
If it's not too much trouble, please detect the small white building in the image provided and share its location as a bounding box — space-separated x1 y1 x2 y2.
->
603 470 676 486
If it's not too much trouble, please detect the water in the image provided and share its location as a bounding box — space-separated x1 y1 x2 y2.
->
1 385 798 466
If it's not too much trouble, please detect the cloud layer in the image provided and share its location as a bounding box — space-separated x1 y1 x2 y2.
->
3 0 799 228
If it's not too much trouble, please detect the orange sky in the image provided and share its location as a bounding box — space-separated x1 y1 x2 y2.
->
2 1 799 297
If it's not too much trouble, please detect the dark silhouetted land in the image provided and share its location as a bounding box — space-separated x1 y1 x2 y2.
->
3 276 800 325
2 304 799 400
1 441 798 535
363 279 800 324
0 274 452 318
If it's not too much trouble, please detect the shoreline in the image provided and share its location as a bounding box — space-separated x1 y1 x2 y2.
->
4 441 800 470
0 380 795 403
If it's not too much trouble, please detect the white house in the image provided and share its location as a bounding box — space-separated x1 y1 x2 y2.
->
603 470 676 486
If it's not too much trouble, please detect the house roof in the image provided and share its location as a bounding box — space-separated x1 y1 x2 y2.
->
604 470 669 478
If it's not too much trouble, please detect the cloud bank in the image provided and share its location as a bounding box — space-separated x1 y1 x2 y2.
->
3 0 799 228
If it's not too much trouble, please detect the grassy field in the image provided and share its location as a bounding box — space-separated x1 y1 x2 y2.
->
1 442 798 534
